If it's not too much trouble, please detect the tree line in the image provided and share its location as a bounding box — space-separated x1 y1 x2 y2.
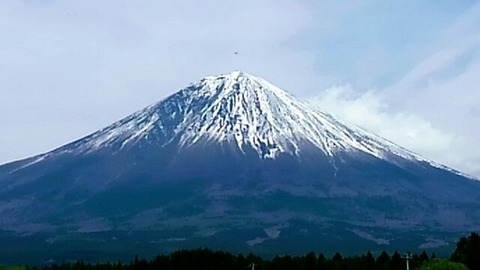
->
5 232 479 270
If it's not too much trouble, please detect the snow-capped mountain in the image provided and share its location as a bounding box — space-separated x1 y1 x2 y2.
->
20 71 451 169
0 71 479 264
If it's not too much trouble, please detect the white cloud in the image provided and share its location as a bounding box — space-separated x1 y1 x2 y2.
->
309 2 480 178
311 86 454 163
311 84 480 178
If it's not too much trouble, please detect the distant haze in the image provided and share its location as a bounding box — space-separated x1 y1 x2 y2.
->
1 1 479 177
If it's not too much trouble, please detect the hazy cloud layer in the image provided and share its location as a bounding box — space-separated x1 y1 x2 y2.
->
1 1 479 177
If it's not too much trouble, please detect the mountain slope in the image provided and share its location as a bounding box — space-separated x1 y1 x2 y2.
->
8 71 456 169
0 71 479 264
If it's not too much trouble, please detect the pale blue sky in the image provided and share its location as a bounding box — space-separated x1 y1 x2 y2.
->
1 0 479 176
300 1 475 88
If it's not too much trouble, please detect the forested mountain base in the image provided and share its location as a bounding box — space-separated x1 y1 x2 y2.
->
6 249 431 270
2 233 478 270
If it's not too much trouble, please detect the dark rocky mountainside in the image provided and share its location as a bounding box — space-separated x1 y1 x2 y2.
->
1 71 479 264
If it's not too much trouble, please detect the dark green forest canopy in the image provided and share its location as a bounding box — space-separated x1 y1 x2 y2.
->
3 249 451 270
451 232 480 270
3 232 479 270
417 259 468 270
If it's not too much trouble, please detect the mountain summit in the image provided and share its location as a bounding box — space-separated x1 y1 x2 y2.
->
24 71 447 165
1 71 479 263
